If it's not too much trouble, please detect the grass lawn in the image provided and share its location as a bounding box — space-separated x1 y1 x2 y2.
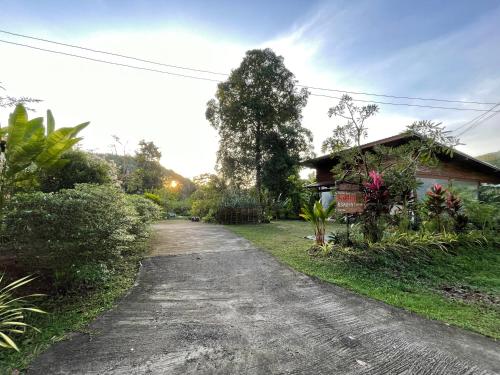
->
0 251 145 373
227 220 500 339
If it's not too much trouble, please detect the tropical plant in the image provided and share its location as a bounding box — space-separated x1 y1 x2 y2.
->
424 183 447 231
367 230 489 258
446 190 468 232
0 275 45 351
300 200 336 246
0 104 88 212
362 171 390 242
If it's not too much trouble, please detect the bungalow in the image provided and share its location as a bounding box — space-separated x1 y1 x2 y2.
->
303 133 500 207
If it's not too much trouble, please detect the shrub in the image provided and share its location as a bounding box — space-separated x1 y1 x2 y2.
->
167 199 191 216
63 262 112 291
38 150 118 192
3 184 144 287
126 194 163 224
463 198 499 233
143 192 162 206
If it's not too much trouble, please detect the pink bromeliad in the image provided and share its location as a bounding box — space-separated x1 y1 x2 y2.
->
365 170 384 191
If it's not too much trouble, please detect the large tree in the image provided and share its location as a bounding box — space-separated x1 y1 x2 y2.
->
206 48 312 203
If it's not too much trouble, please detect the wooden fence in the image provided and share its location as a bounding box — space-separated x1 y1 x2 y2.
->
216 207 262 225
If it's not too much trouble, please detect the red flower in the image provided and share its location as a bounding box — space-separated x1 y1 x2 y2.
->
364 170 384 191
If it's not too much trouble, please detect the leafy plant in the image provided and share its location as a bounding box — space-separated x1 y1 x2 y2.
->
0 275 45 351
126 194 163 224
0 104 88 212
3 184 146 290
362 171 389 242
446 190 468 232
300 200 336 245
38 149 117 192
424 183 447 231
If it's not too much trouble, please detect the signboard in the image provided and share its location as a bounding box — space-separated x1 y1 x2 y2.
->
336 182 364 214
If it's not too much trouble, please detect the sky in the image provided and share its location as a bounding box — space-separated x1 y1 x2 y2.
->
0 0 499 178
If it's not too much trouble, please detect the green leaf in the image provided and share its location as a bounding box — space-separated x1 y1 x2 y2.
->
0 331 19 351
46 110 55 135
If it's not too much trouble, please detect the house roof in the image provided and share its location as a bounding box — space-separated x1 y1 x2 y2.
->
302 132 500 175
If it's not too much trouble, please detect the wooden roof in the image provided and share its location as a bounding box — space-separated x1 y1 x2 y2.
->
302 133 500 176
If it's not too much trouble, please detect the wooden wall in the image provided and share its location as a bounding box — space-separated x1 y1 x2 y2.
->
313 157 500 186
416 158 500 184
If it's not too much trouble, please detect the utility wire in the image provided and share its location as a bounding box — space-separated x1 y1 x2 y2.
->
451 103 500 133
457 112 499 137
308 92 500 112
2 38 500 113
0 29 228 77
297 84 495 105
0 39 222 83
0 28 496 106
456 104 500 137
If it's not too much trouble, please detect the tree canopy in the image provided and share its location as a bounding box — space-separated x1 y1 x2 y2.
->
206 48 313 203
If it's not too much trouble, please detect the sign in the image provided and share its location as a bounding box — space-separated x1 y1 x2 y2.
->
335 182 364 214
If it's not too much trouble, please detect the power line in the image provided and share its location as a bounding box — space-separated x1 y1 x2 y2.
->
451 103 500 133
0 29 228 77
0 39 222 83
298 84 495 105
307 92 500 112
2 38 500 114
1 28 496 106
455 104 500 137
458 112 500 137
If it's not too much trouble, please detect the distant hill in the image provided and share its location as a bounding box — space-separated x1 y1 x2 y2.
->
476 151 500 168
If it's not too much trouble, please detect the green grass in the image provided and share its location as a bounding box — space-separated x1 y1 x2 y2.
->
0 252 145 373
227 220 500 339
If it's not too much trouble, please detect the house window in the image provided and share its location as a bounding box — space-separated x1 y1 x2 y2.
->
416 177 478 200
320 191 334 208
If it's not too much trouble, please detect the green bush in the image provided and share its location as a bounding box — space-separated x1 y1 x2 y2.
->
64 262 112 290
126 194 163 224
166 199 191 216
143 192 162 206
38 150 117 192
3 184 146 288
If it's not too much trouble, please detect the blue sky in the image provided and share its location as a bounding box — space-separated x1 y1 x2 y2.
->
1 0 499 177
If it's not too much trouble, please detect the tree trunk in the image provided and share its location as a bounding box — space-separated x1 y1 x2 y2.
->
255 123 262 205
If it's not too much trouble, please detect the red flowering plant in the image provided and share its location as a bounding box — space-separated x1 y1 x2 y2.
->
362 170 390 242
424 183 447 231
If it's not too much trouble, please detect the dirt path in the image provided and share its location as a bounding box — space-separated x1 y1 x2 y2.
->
29 221 500 374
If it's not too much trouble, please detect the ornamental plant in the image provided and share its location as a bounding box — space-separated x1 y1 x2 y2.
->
362 170 389 242
0 104 89 214
300 200 336 246
424 183 447 231
446 190 468 232
0 275 45 351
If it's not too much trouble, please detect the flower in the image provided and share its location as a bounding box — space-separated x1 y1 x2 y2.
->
364 170 384 191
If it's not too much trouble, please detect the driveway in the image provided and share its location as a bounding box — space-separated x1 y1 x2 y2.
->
30 221 500 374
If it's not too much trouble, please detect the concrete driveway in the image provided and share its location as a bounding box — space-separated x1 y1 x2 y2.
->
30 221 500 374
